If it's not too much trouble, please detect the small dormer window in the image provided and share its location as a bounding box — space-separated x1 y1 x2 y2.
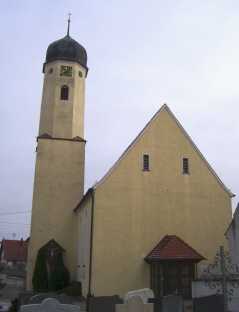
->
60 85 69 100
142 154 150 171
182 158 189 174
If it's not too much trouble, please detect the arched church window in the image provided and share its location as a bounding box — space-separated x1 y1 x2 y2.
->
60 85 69 100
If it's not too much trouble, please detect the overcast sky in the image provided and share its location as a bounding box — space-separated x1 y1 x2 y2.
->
1 0 239 240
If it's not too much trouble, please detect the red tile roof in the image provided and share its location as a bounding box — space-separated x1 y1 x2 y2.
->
1 239 29 262
145 235 204 262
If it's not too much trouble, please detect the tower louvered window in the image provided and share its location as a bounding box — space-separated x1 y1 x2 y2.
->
142 154 150 171
182 158 189 174
60 85 69 100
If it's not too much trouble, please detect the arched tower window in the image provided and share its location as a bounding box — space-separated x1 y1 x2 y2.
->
60 85 69 100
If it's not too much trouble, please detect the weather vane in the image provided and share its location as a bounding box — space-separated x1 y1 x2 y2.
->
67 12 72 36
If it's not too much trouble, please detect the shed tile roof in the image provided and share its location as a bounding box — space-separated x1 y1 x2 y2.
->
1 239 29 262
71 136 85 141
37 133 86 142
145 235 205 262
38 133 52 138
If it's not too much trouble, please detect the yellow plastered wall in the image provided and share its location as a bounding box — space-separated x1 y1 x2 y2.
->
39 61 86 139
89 107 231 298
27 137 85 290
75 195 93 297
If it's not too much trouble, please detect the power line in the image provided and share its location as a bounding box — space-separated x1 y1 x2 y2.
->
0 222 30 225
0 225 30 228
0 211 31 216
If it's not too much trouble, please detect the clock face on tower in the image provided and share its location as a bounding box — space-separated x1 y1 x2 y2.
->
60 66 72 77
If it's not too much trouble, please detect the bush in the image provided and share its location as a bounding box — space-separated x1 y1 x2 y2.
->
48 251 70 291
7 298 18 312
32 248 48 291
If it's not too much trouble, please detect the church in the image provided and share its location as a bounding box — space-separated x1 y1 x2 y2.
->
26 19 234 299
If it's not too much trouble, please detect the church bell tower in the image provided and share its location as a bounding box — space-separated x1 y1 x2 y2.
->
27 18 88 290
39 17 88 138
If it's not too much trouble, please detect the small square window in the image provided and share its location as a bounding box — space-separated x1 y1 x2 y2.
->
182 158 189 174
142 154 150 171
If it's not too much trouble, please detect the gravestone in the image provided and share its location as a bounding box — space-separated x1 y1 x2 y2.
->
29 292 73 305
193 294 224 312
124 288 154 304
89 295 123 312
116 296 154 312
162 294 183 312
0 273 7 284
17 292 74 312
17 292 37 312
148 297 163 312
20 298 80 312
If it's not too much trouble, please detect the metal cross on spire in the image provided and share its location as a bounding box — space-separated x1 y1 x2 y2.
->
67 12 72 36
68 12 72 20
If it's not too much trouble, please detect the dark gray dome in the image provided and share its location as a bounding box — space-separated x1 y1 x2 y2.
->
45 35 87 68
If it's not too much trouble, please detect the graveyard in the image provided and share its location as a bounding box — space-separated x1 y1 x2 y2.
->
3 249 239 312
0 284 194 312
1 280 239 312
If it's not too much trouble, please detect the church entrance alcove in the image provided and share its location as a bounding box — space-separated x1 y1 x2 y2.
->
145 235 205 299
164 262 194 298
150 261 195 298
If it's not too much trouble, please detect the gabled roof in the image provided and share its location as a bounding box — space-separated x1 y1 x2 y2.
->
145 235 205 262
225 202 239 236
42 238 66 252
92 104 234 197
232 202 239 218
1 239 28 262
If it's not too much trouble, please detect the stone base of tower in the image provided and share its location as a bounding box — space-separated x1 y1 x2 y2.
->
26 135 86 290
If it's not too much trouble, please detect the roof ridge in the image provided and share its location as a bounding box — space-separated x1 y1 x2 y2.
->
159 235 175 258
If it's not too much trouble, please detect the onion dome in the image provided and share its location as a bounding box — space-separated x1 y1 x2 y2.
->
45 35 87 68
43 17 88 74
